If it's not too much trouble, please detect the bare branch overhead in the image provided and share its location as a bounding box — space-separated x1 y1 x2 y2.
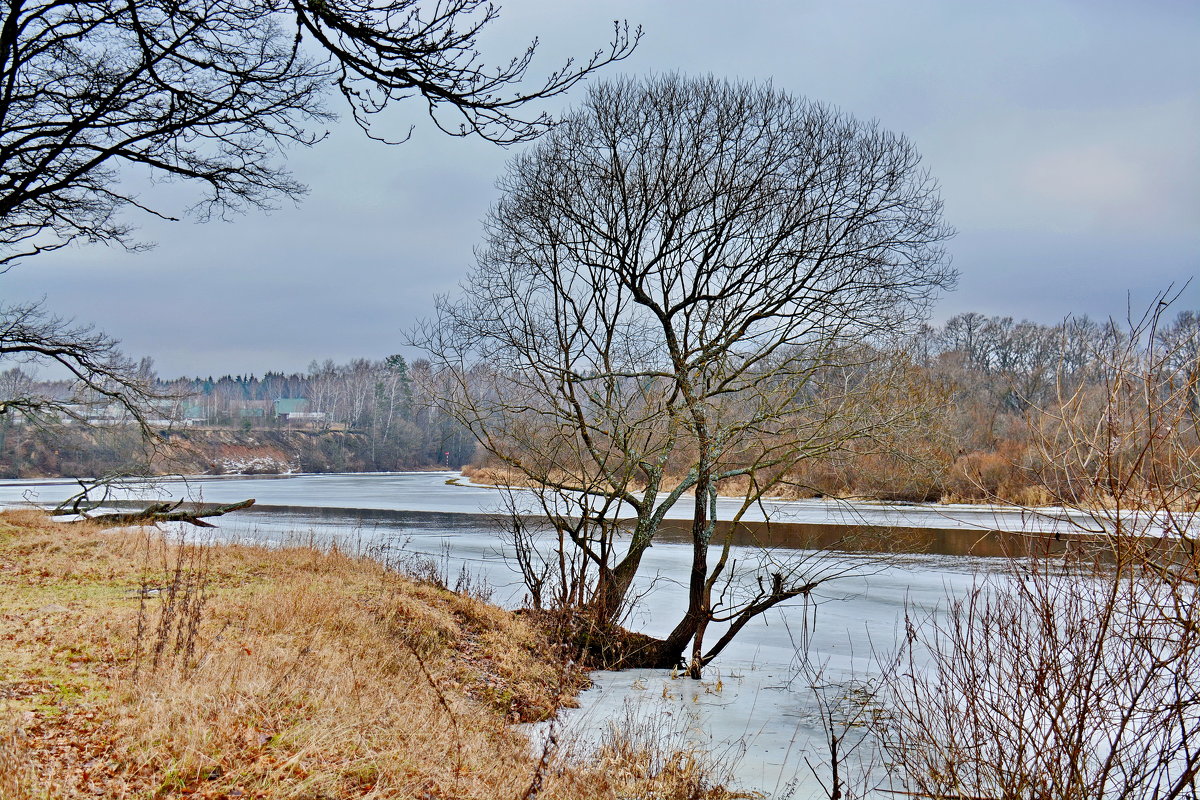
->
0 0 640 266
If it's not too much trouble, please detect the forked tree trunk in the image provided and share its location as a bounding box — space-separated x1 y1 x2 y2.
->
660 463 716 676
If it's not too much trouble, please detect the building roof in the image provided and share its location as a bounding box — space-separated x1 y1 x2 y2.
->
273 398 309 415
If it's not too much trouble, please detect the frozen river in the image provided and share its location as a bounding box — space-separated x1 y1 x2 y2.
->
1 472 1032 796
0 469 1097 533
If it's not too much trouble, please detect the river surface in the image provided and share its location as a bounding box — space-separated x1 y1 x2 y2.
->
0 472 1030 796
0 470 1096 532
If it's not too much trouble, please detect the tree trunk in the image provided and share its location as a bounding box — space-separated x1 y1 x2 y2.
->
657 462 714 676
592 532 652 622
77 499 255 528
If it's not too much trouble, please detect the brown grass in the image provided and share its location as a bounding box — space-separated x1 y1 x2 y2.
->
462 461 939 503
464 451 1053 506
0 510 742 799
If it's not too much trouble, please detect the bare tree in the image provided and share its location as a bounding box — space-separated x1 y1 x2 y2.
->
0 297 161 431
876 292 1200 798
416 74 955 675
0 0 639 267
289 0 640 144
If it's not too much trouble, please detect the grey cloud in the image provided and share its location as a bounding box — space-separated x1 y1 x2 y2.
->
4 0 1197 376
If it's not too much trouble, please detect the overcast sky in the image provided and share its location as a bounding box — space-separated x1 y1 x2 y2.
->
4 0 1198 378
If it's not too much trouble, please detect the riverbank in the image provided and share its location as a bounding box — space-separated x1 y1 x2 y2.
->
0 426 450 479
458 464 1056 506
0 511 742 799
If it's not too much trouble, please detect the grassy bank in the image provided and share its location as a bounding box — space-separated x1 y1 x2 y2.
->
459 463 1056 507
0 511 742 799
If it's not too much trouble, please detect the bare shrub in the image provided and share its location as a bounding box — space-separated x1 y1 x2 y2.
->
549 705 751 800
876 293 1200 798
879 553 1198 798
131 529 214 677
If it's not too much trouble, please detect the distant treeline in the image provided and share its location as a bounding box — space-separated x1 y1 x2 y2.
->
171 355 477 469
3 311 1197 495
799 309 1200 502
0 355 475 474
467 308 1200 504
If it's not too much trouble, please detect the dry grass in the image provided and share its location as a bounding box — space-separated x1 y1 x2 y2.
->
463 462 934 504
0 510 741 799
458 466 549 492
464 454 1058 506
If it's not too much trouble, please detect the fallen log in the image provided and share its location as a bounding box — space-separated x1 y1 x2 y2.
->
77 498 256 528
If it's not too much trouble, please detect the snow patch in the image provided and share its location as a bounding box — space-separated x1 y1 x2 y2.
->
213 455 298 475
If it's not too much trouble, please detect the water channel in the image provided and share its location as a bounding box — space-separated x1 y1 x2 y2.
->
0 472 1059 797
